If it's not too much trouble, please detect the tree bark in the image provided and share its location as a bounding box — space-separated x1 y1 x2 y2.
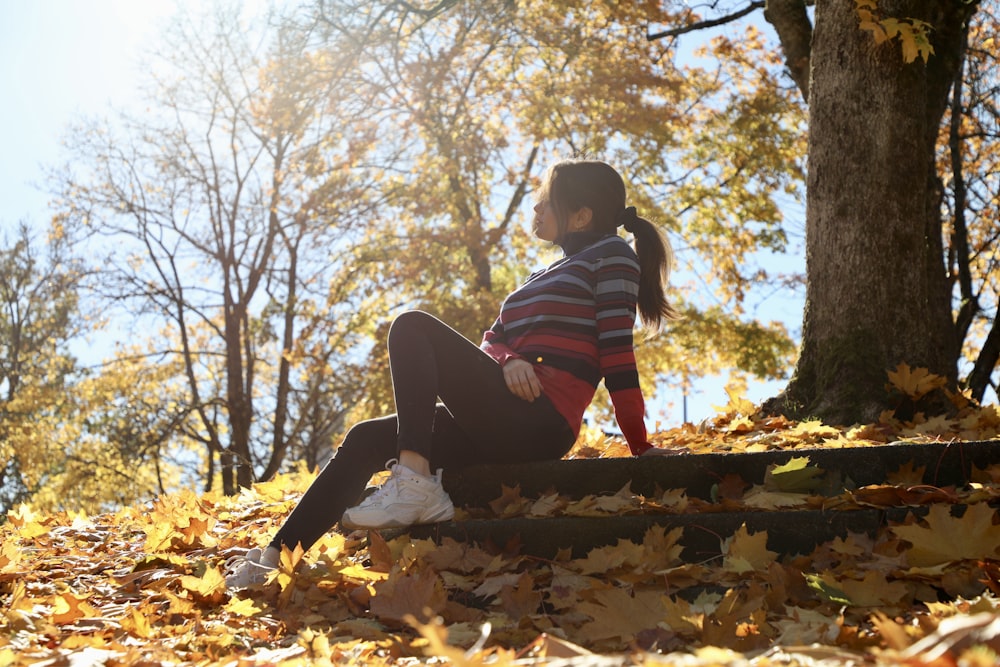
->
762 0 813 102
775 0 978 424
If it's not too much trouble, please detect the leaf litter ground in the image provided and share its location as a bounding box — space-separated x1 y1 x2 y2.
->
4 377 1000 666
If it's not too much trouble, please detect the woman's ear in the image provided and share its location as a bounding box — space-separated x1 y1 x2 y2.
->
568 207 593 232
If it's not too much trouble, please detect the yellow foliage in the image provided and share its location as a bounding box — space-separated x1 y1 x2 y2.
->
887 363 948 400
855 0 935 63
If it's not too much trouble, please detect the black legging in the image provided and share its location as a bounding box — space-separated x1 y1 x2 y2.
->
270 310 575 552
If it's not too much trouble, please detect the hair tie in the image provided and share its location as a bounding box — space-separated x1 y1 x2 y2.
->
618 206 639 233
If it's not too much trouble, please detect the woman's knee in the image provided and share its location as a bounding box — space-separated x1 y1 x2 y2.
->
387 310 437 345
333 416 398 466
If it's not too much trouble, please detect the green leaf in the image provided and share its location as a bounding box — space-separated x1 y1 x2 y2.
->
766 457 825 493
804 574 852 606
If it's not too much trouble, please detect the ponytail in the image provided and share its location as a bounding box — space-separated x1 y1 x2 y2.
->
617 206 680 332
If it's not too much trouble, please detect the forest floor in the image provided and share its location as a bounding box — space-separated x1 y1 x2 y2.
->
3 366 1000 666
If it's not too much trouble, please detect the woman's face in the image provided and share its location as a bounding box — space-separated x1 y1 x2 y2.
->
532 199 560 243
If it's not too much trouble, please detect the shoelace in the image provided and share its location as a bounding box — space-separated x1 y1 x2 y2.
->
358 459 402 506
223 554 251 574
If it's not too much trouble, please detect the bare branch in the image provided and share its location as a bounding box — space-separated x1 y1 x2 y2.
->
967 311 1000 403
647 1 765 41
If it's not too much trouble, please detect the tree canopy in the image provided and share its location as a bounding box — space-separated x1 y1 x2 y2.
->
0 0 994 508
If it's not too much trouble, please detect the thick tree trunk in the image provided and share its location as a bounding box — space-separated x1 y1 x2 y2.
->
776 0 976 424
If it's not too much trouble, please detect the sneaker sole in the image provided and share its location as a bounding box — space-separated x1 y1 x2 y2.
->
341 503 455 531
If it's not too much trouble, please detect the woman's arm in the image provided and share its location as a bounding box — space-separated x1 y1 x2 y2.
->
593 247 651 455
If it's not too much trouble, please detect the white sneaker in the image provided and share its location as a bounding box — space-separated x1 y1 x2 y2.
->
224 548 276 589
341 459 455 530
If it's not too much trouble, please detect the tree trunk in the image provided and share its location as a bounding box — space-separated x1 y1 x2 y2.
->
224 301 254 493
776 0 976 424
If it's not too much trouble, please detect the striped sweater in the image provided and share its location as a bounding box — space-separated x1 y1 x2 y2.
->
481 233 651 455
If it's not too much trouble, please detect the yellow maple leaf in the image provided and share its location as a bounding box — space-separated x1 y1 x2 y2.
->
179 565 226 602
177 513 217 547
120 608 154 638
7 504 47 539
224 596 263 618
887 363 947 400
51 592 99 625
642 526 685 571
252 477 295 502
786 422 840 444
722 524 777 573
0 541 20 572
338 564 389 583
142 521 179 553
659 595 702 635
892 503 1000 567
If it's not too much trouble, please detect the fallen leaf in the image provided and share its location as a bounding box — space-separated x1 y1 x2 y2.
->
498 573 542 619
371 567 447 623
722 524 777 573
887 363 948 400
178 565 226 604
576 587 667 642
892 503 1000 567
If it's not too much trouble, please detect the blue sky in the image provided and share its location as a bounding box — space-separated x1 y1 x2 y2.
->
0 0 801 426
0 1 179 226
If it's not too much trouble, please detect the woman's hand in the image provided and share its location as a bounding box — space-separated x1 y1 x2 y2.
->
503 358 542 402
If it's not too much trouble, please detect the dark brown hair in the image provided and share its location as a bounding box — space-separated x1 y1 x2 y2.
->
539 159 680 331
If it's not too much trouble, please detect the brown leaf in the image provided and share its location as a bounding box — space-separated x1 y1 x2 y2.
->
716 474 750 501
367 530 394 573
488 484 529 517
498 573 542 619
576 588 667 642
424 538 495 574
574 539 647 575
371 567 447 623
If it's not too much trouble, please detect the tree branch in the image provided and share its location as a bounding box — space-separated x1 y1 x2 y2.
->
967 309 1000 404
762 0 813 102
647 1 765 41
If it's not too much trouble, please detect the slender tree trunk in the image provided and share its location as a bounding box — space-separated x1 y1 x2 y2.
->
776 0 976 424
262 234 298 481
224 298 254 493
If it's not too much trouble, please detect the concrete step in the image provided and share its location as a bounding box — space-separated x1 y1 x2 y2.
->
439 440 1000 507
391 441 1000 561
407 507 922 561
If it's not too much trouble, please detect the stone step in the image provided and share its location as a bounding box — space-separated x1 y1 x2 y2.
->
439 440 1000 507
390 441 1000 561
406 507 920 561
